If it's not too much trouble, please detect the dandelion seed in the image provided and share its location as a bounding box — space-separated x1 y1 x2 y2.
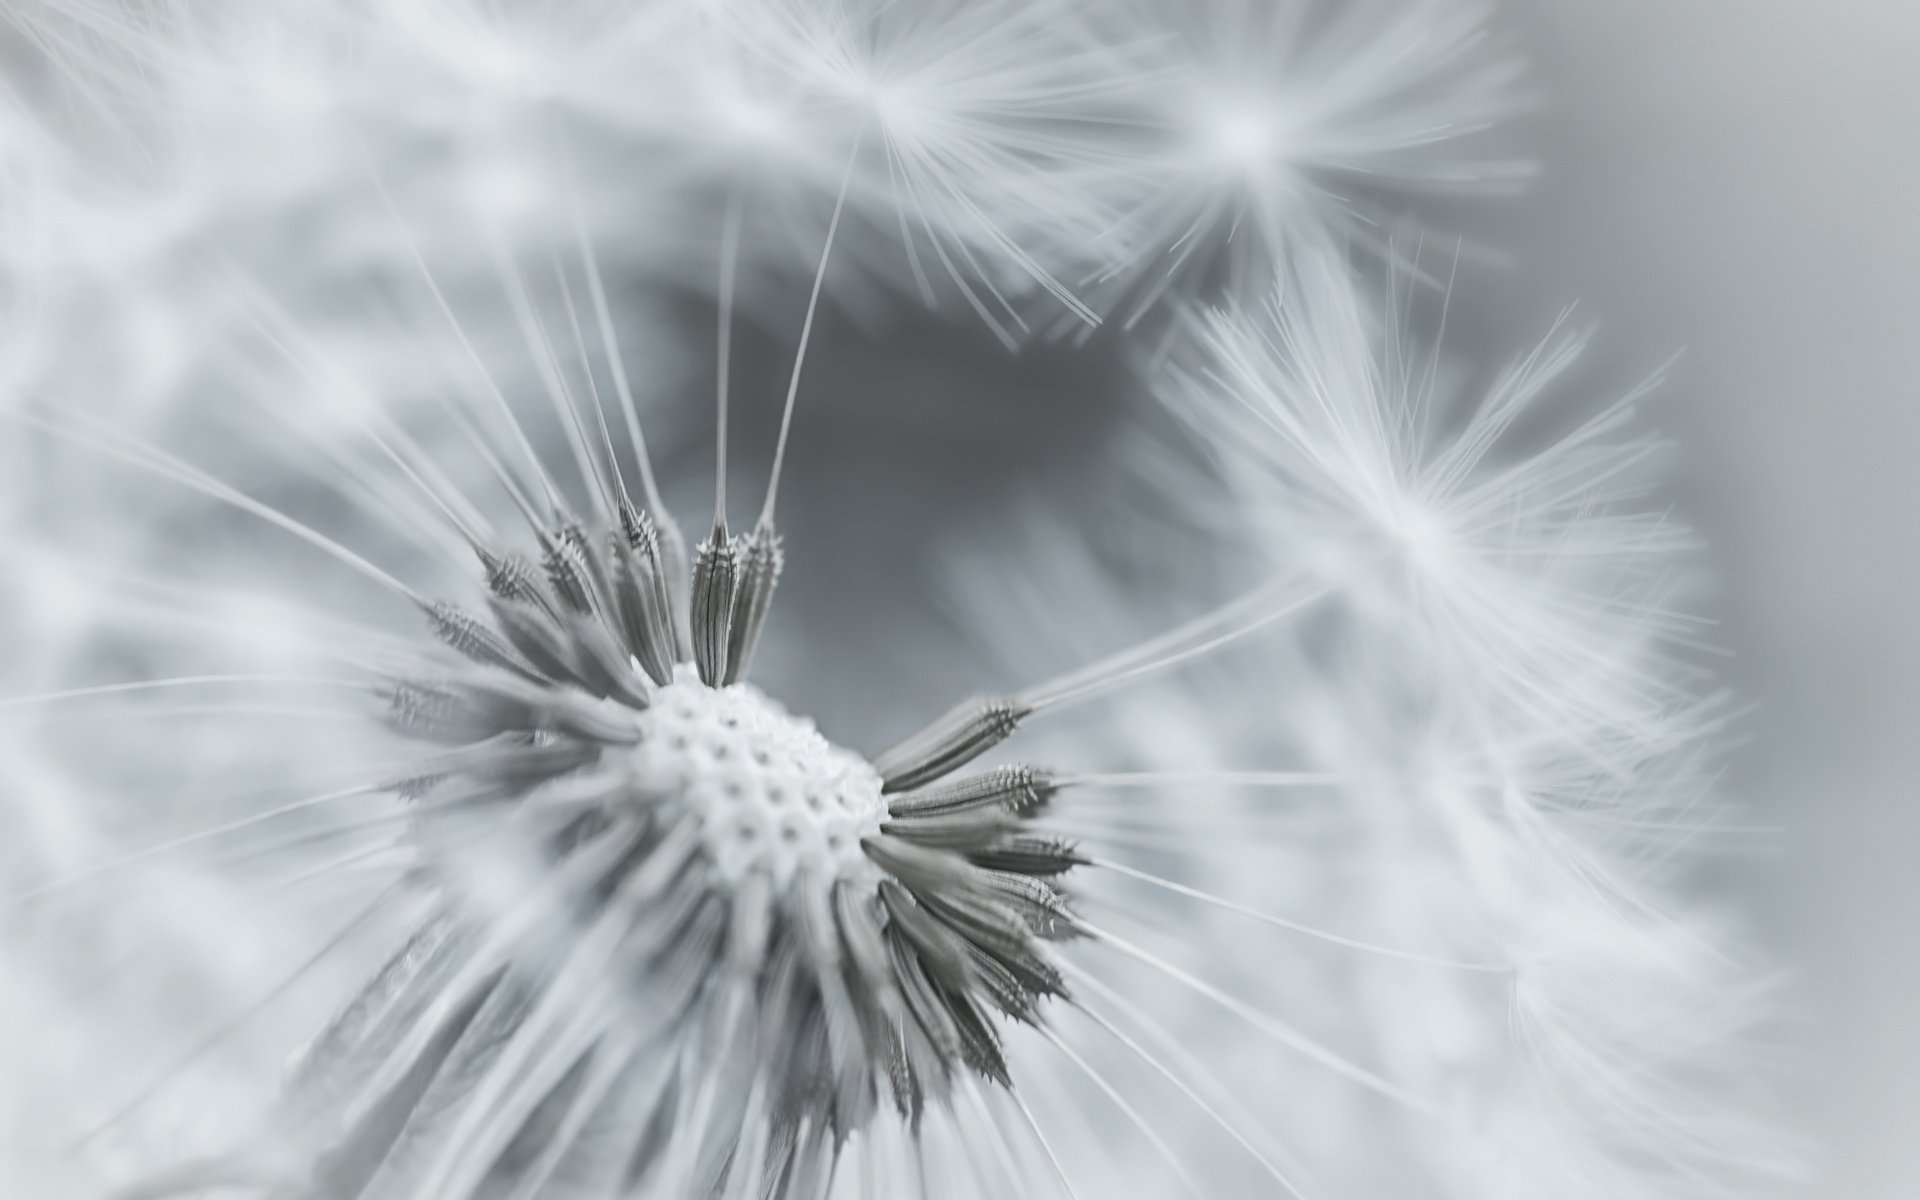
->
1159 249 1698 755
0 322 1387 1197
680 0 1134 335
1078 0 1529 327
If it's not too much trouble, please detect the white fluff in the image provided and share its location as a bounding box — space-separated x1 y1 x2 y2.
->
0 3 1793 1198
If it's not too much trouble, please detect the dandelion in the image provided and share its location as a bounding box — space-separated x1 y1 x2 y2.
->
2 236 1420 1195
0 2 1795 1198
1077 0 1529 326
1136 253 1796 1195
679 0 1132 335
1160 247 1702 753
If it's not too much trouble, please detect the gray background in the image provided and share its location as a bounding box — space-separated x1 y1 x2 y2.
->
1493 4 1919 1196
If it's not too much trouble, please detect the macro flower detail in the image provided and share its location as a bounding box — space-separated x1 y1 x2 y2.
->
0 2 1801 1198
3 331 1393 1196
144 474 1086 1196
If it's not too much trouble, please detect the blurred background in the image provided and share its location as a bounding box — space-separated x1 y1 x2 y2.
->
1486 4 1920 1197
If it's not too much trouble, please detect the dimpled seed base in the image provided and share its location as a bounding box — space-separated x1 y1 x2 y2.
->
630 665 888 890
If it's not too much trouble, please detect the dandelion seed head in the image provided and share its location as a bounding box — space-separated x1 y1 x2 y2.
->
0 1 1796 1195
297 479 1096 1193
634 667 887 891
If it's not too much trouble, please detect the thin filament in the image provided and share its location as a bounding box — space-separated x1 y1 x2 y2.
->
759 127 867 529
1023 579 1332 712
716 186 745 524
1088 857 1512 973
